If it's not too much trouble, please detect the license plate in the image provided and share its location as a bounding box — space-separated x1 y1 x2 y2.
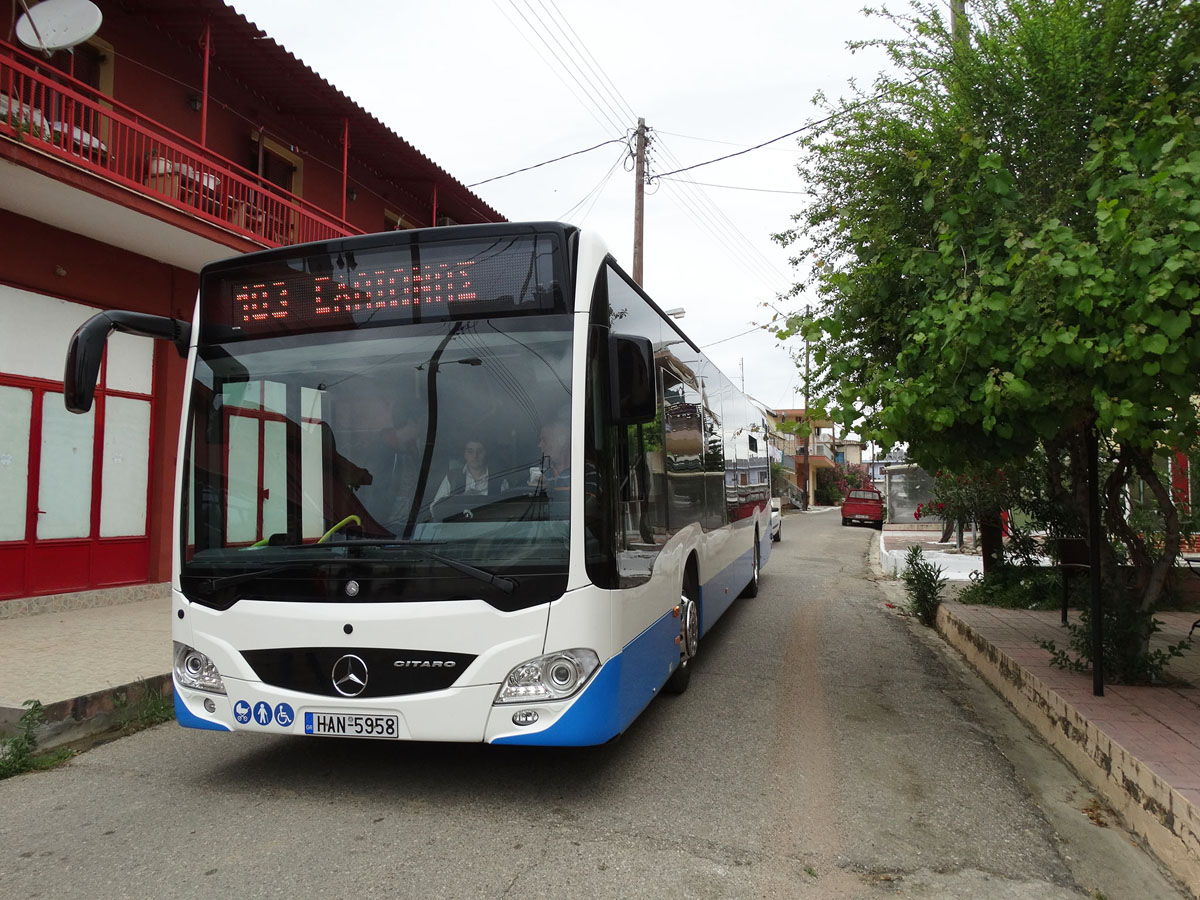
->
304 711 400 739
854 514 869 519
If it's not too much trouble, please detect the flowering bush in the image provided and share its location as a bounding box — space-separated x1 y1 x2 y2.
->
815 462 872 505
913 500 946 521
915 469 1012 526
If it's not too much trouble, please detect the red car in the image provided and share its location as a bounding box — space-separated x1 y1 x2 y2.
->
841 488 884 528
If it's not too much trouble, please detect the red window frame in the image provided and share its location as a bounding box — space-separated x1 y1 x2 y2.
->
221 392 288 547
0 350 157 601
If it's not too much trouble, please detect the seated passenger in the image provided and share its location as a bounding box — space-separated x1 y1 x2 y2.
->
532 412 597 500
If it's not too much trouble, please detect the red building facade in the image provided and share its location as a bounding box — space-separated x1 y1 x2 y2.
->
0 1 503 607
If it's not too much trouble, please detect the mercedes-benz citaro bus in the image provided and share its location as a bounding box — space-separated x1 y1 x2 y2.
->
64 222 772 746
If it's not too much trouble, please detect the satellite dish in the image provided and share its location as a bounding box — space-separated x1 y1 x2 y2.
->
15 0 103 53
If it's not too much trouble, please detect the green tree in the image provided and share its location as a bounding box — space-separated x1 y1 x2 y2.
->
776 0 1200 661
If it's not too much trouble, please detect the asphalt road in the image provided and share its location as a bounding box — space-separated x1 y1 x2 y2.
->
0 511 1189 899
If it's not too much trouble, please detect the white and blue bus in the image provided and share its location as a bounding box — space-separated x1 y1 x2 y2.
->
65 222 772 745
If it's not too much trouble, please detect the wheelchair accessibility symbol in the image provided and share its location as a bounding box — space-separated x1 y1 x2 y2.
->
274 703 294 728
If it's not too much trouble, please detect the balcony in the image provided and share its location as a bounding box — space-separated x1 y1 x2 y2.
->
810 440 837 463
0 44 360 251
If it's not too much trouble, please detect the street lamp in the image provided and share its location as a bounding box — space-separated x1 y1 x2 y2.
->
664 307 686 319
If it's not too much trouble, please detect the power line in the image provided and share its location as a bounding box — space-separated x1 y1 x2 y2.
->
491 0 620 137
542 0 639 123
652 77 923 181
651 136 790 288
495 1 792 293
655 129 800 152
531 0 633 132
701 325 768 349
658 176 805 195
650 134 786 274
467 138 628 187
652 119 834 181
559 144 629 221
507 0 627 136
654 175 785 292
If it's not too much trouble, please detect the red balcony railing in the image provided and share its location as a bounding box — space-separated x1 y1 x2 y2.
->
0 44 361 248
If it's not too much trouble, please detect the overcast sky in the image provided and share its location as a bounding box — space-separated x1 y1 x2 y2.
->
227 0 899 409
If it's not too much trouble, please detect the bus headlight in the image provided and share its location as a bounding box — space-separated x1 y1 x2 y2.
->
173 642 227 694
494 649 600 704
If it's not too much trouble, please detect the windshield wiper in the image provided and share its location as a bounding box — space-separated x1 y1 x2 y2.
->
333 539 517 595
193 563 315 595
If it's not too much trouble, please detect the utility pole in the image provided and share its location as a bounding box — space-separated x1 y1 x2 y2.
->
951 0 967 45
802 339 810 510
632 117 647 286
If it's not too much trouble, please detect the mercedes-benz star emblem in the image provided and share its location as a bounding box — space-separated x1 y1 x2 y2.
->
332 654 369 697
345 580 360 597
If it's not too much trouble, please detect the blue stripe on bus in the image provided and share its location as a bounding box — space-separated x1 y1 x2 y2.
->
496 526 770 746
174 692 232 732
700 540 760 634
494 606 682 746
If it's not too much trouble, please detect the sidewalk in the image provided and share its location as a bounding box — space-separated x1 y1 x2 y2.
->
879 529 1200 895
0 596 171 748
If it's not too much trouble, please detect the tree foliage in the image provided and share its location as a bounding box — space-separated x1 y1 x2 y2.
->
778 0 1199 466
775 0 1200 653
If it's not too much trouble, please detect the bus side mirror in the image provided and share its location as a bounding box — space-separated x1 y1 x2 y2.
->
65 311 191 413
609 333 656 425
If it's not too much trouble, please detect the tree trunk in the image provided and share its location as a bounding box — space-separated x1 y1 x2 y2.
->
980 509 1003 574
1128 446 1181 615
1103 443 1182 659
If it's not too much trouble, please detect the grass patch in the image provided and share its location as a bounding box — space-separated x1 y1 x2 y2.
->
112 681 175 736
0 701 75 779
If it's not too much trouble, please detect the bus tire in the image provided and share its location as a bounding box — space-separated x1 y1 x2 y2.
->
741 533 760 598
665 571 700 695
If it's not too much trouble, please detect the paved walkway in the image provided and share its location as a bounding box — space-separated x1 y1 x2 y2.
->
878 527 1200 893
0 596 170 745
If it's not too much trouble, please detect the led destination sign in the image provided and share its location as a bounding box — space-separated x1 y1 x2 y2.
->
201 233 563 339
235 259 480 326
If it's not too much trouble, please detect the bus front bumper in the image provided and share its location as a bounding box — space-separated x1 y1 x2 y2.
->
172 653 628 746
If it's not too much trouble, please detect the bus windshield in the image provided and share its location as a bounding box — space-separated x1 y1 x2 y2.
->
180 314 574 609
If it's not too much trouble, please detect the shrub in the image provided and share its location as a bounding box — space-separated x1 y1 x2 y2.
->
956 566 1062 611
1040 587 1192 684
901 546 947 627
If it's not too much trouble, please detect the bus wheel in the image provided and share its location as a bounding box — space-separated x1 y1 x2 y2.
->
665 580 700 695
741 534 760 598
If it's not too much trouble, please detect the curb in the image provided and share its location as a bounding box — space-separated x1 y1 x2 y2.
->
0 673 174 754
936 605 1200 897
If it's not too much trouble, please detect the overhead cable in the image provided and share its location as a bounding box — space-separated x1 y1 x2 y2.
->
651 119 834 181
652 77 923 181
700 325 769 349
652 137 789 288
505 0 626 136
491 0 622 137
468 138 628 188
496 0 790 291
559 145 629 221
658 176 806 195
526 0 631 133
